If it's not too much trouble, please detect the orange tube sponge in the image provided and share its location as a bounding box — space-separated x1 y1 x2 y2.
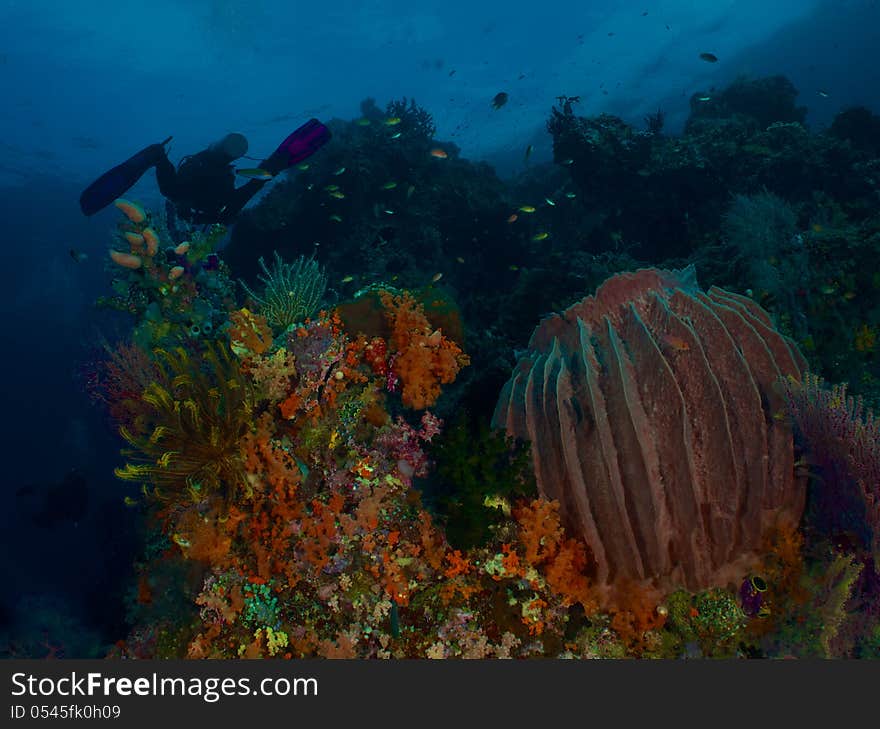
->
110 249 143 269
114 198 146 223
142 227 159 256
124 232 145 251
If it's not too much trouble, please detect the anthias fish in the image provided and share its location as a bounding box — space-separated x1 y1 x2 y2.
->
236 168 274 180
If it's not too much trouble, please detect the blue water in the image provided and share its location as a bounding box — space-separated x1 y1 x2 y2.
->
1 0 878 656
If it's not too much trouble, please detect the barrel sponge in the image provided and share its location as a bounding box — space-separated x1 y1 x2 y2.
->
493 266 807 600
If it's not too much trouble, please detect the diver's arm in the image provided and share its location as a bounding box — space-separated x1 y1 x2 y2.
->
201 119 331 224
154 144 179 201
209 121 331 221
216 178 269 223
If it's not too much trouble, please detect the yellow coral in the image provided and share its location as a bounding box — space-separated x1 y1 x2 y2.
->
256 627 289 657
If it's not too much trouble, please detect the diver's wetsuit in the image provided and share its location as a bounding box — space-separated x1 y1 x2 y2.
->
79 119 331 224
154 147 266 225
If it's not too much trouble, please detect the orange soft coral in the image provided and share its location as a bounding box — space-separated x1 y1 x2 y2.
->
380 290 469 409
514 498 565 565
228 308 273 358
515 498 598 613
248 349 297 404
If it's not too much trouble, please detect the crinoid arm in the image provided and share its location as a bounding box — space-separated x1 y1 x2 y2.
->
239 252 327 331
114 341 254 504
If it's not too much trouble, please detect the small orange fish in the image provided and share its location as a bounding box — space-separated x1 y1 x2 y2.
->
429 148 448 159
662 334 690 352
507 213 518 223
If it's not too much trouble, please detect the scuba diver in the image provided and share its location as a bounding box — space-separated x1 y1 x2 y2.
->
79 118 331 224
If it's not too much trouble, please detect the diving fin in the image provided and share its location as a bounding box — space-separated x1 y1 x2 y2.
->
79 137 172 216
261 119 331 175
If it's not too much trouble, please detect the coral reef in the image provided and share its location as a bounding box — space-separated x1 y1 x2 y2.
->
719 190 810 340
829 106 880 157
76 73 880 659
685 75 807 132
96 207 235 352
108 287 617 658
430 414 536 549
